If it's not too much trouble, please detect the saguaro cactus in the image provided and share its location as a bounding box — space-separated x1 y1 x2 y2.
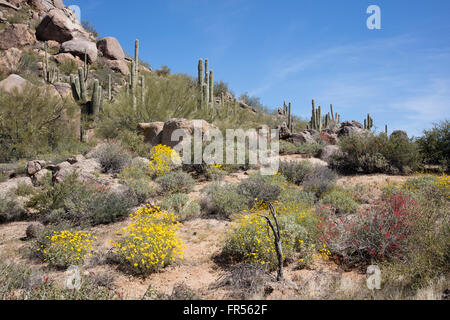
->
70 67 103 115
43 42 58 84
140 75 145 104
364 114 374 130
108 74 112 102
209 69 214 104
198 59 204 87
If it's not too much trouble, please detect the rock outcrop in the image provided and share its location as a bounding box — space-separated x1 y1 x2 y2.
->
96 37 125 60
0 74 30 93
60 38 98 63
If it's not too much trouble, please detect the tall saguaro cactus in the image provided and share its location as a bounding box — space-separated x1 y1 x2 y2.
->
197 58 216 108
70 67 103 115
43 42 58 84
364 113 374 130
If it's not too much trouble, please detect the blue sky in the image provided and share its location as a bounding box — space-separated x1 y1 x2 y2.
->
68 0 450 137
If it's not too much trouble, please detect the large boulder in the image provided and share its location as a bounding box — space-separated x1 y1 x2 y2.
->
289 131 316 144
103 58 129 75
138 122 164 145
53 52 83 67
0 74 30 93
337 121 365 137
61 38 98 63
53 158 101 183
277 122 291 140
36 8 87 43
161 118 217 148
0 47 22 73
0 24 36 50
96 37 125 60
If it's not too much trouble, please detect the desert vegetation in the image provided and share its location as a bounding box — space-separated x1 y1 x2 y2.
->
0 0 448 301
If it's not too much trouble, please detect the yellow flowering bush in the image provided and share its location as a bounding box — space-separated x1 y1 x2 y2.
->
148 144 181 177
223 200 319 270
37 230 96 268
436 173 450 197
112 205 184 275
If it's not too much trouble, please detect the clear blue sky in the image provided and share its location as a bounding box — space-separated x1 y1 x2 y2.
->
68 0 450 137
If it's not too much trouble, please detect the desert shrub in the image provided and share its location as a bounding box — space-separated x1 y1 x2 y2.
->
223 201 321 270
119 161 156 204
14 181 35 197
200 183 247 217
0 193 26 223
81 20 98 38
330 132 421 175
0 85 79 162
117 130 149 157
417 120 449 171
59 59 78 75
156 65 171 77
279 161 314 185
279 189 317 207
27 173 134 226
205 164 227 181
147 144 181 177
237 174 286 206
318 188 359 215
279 141 298 155
303 166 338 195
35 230 95 268
155 171 195 195
0 261 122 300
112 206 184 275
320 193 421 266
91 140 133 174
160 193 200 221
296 143 323 157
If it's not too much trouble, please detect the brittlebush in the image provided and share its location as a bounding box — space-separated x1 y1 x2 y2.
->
147 144 181 177
112 205 184 275
37 230 96 268
223 200 325 270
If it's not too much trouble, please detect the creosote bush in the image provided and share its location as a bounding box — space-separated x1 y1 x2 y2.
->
330 132 421 175
0 193 26 224
236 174 287 207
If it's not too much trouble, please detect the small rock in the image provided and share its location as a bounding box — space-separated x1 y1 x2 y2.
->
27 160 42 175
67 154 85 164
33 169 51 186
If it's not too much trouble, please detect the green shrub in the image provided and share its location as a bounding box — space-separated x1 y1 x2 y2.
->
223 201 318 270
160 193 200 221
27 173 134 226
236 174 284 206
0 85 79 162
318 188 359 215
279 161 314 185
279 141 298 155
303 166 337 195
14 181 35 197
155 171 195 195
417 120 449 171
59 59 78 76
200 183 247 217
279 189 317 207
330 132 421 175
0 193 26 224
119 160 156 204
296 143 323 157
117 130 149 157
91 140 133 174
